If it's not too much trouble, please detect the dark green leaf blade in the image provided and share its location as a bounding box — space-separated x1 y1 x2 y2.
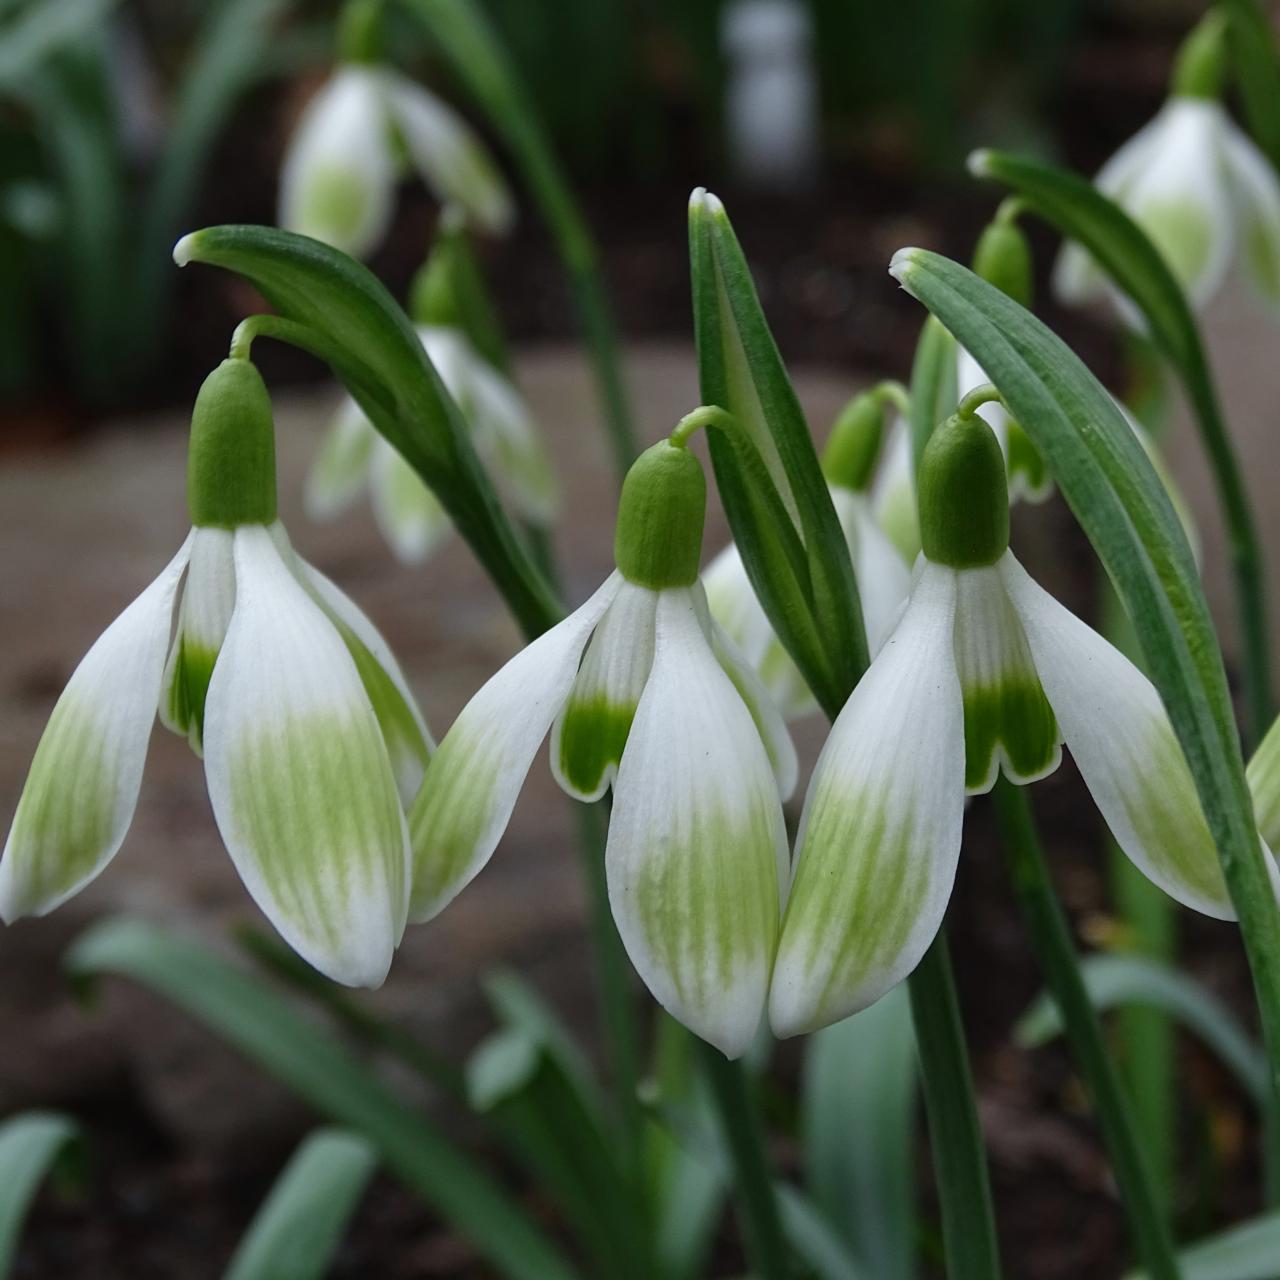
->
0 1110 81 1278
1223 0 1280 175
1127 1208 1280 1280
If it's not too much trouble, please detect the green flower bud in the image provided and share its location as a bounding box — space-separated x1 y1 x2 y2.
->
187 358 278 529
972 220 1033 307
1172 10 1227 101
337 0 383 64
919 412 1009 568
822 391 884 492
614 441 706 589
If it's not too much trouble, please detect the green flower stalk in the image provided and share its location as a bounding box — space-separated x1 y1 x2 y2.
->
770 407 1261 1037
0 358 432 988
408 429 798 1057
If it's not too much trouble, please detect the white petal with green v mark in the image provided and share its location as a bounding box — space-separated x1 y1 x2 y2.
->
0 534 193 921
160 526 235 754
770 561 965 1038
607 587 787 1059
953 562 1060 794
829 486 912 653
278 67 393 259
369 437 452 566
279 529 434 808
380 71 514 237
1221 119 1280 313
203 525 409 988
1000 552 1247 918
305 397 375 521
550 581 657 802
408 574 623 922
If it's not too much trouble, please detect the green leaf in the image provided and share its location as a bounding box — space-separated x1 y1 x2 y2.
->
175 226 560 640
0 0 115 88
1016 953 1267 1106
1222 0 1280 176
907 315 957 475
969 148 1271 745
776 1184 873 1280
225 1128 377 1280
889 247 1280 1112
65 917 579 1280
803 984 917 1280
688 189 867 719
1127 1209 1280 1280
0 1110 82 1278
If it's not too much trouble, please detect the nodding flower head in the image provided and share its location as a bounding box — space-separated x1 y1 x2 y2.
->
408 432 798 1057
769 409 1268 1038
0 359 432 988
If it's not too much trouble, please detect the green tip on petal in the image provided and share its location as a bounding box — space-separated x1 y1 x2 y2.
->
919 412 1009 568
822 392 884 492
614 441 706 589
1171 9 1228 100
187 359 278 529
971 220 1033 308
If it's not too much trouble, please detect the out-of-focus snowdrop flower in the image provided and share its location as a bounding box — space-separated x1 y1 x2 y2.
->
409 435 798 1057
1051 12 1280 317
769 409 1263 1037
305 325 557 564
278 2 513 258
870 414 920 564
0 360 430 988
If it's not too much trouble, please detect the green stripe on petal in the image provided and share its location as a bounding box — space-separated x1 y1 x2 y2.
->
607 588 786 1059
554 699 638 801
204 526 409 988
953 562 1060 794
0 535 192 920
771 562 965 1038
163 638 219 752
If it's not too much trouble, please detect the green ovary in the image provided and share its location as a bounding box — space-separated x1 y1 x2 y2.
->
557 697 636 797
165 638 219 752
302 167 371 241
1138 198 1214 293
963 678 1059 791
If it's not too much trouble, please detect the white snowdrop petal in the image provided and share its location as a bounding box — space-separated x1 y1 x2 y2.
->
369 437 453 566
870 416 920 565
769 561 965 1038
203 526 410 988
830 487 913 655
305 397 377 522
1220 116 1280 311
0 534 192 920
607 587 787 1059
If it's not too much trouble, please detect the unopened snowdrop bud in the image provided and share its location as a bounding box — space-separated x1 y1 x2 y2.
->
410 419 798 1056
971 216 1032 308
919 411 1009 568
1171 9 1227 101
821 392 884 494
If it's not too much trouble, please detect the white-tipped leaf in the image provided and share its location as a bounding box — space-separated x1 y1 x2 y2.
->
607 587 787 1059
278 67 394 259
770 561 965 1038
203 526 409 988
550 581 658 803
379 70 514 237
829 486 913 654
369 438 452 565
407 573 622 921
305 398 376 521
0 534 192 920
1000 551 1241 918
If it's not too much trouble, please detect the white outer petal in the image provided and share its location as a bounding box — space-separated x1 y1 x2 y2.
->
407 573 623 921
204 526 410 988
0 533 192 920
830 487 912 656
769 561 965 1038
607 587 788 1059
278 67 394 259
1220 115 1280 313
869 417 920 565
1000 552 1243 918
305 397 376 522
369 437 452 565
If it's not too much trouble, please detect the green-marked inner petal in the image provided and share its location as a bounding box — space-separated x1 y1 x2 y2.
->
164 638 219 753
962 678 1059 792
556 697 637 799
1137 197 1213 295
300 166 375 243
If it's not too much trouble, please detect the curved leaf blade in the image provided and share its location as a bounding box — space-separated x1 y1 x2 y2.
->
225 1128 377 1280
1128 1209 1280 1280
65 917 579 1280
1223 0 1280 176
0 1110 81 1277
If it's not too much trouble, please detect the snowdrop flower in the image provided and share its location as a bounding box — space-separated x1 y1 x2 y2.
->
770 408 1255 1037
1052 13 1280 316
306 325 557 564
278 4 513 259
870 414 920 564
0 359 431 988
409 433 797 1056
704 387 912 717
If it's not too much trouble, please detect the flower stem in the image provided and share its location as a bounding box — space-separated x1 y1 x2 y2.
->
696 1042 791 1280
992 777 1182 1280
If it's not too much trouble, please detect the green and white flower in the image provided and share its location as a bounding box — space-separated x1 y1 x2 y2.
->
306 325 557 563
0 360 429 988
409 438 796 1056
1053 16 1280 317
869 415 920 564
278 63 513 259
770 410 1254 1037
957 347 1052 504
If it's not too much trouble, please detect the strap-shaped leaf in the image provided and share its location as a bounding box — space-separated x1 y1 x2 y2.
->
1017 953 1267 1106
175 225 560 639
969 148 1271 743
1222 0 1280 176
0 1110 81 1278
0 0 115 88
890 247 1280 1107
65 917 579 1280
1128 1209 1280 1280
225 1128 377 1280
